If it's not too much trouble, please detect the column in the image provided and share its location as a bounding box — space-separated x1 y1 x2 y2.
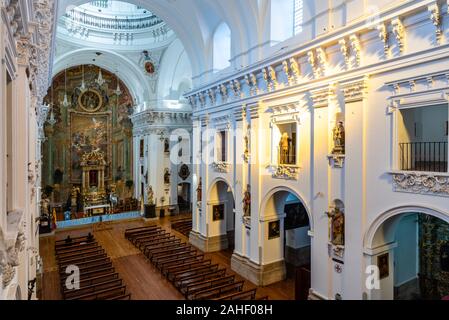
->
341 77 369 300
309 85 334 299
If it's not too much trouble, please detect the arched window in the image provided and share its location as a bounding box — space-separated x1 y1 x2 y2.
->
271 0 303 44
213 22 231 72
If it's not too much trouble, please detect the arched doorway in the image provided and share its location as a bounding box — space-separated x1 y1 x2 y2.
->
261 188 311 299
177 182 191 213
207 179 235 251
365 207 449 300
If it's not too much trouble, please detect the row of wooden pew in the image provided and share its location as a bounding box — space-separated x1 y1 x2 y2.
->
125 225 267 300
171 217 192 237
55 234 132 300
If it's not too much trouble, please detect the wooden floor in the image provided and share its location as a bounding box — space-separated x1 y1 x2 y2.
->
39 215 295 300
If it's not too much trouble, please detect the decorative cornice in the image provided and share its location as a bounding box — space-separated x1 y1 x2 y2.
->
340 77 369 103
310 85 336 108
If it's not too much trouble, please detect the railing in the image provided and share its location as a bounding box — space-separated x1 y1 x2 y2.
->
399 142 448 173
64 9 164 31
91 0 109 8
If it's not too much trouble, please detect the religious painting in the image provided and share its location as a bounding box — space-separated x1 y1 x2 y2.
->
145 61 155 75
441 242 449 272
284 203 309 230
212 204 225 221
78 89 103 113
377 253 389 279
70 112 111 182
178 164 190 181
268 220 280 239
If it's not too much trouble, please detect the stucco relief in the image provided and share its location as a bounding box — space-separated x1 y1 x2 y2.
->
392 172 449 197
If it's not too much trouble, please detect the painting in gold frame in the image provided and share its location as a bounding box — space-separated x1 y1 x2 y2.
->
69 111 112 182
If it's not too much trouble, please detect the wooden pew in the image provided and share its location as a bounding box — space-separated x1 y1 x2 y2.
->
59 266 116 286
154 251 199 268
126 227 162 240
191 281 245 300
136 235 176 249
145 243 191 260
135 234 176 247
152 248 197 265
174 268 226 289
66 285 127 300
141 239 182 253
59 256 111 271
131 229 166 245
55 238 96 249
145 245 192 260
214 288 257 300
169 263 219 283
55 242 99 255
55 235 95 245
125 225 159 238
163 259 212 282
59 261 113 282
184 275 236 299
58 252 108 266
108 293 132 300
57 248 105 261
63 273 120 294
158 254 205 272
63 279 123 299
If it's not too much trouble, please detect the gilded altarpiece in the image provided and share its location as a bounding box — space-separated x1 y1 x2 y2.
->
42 65 134 202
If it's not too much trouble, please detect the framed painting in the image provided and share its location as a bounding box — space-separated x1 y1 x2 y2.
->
69 111 111 182
268 220 280 239
212 203 225 221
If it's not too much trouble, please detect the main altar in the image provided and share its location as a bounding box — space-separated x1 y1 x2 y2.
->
80 150 109 215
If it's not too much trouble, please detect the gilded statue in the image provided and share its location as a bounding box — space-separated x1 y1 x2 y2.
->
279 132 291 164
327 207 345 246
332 121 345 154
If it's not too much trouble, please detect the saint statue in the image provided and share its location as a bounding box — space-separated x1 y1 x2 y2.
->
196 178 202 202
146 185 154 205
332 121 345 154
327 207 345 246
71 186 80 207
242 185 251 217
41 197 50 217
164 169 170 184
279 132 291 164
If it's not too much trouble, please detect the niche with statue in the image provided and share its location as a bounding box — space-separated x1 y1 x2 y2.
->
326 199 345 259
328 112 345 168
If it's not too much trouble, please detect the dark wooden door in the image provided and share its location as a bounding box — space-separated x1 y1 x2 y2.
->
295 266 311 300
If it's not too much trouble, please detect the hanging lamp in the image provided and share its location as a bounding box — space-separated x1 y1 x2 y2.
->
62 67 70 108
48 83 57 126
114 69 122 96
95 66 106 86
79 64 87 92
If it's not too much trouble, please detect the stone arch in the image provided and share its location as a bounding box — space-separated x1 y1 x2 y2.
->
53 48 145 104
364 205 449 251
259 185 313 231
207 177 235 202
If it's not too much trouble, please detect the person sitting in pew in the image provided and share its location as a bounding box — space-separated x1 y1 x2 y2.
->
87 232 94 242
65 236 73 245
